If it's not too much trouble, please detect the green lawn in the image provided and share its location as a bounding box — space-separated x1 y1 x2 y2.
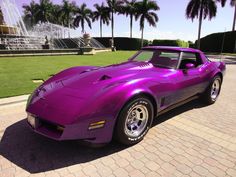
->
0 51 136 98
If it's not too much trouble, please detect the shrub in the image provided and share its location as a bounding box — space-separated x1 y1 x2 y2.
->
189 43 196 49
152 39 189 48
198 31 236 53
94 37 149 50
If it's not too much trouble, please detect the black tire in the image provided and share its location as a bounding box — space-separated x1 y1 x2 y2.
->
114 96 154 145
202 75 222 104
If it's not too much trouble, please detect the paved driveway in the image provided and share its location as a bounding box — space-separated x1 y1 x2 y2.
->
0 58 236 177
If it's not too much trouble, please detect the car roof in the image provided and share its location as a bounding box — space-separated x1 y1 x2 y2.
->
142 46 201 53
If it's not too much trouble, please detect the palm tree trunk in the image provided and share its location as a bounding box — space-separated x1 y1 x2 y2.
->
232 5 236 31
130 14 133 38
82 19 84 33
100 19 102 37
111 9 114 43
197 3 203 49
67 14 69 28
141 26 144 48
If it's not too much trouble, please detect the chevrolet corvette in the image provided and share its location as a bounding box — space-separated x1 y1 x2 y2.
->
26 46 226 145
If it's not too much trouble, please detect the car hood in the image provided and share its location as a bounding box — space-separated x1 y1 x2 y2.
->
60 61 163 90
27 61 170 125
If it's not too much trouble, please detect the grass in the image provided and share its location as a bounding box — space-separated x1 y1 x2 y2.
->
0 51 136 98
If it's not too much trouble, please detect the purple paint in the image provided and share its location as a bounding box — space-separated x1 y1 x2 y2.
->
26 47 226 144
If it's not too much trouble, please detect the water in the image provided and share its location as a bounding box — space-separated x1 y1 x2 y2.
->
0 0 106 50
1 0 28 36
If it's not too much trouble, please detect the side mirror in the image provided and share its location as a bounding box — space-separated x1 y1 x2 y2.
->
185 63 195 69
183 63 195 74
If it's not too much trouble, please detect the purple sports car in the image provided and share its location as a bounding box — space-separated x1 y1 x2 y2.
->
26 46 225 145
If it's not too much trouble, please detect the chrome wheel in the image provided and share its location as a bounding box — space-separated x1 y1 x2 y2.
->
124 104 149 137
211 78 221 100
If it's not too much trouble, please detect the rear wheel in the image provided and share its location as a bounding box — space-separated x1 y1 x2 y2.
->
202 75 222 104
115 96 154 145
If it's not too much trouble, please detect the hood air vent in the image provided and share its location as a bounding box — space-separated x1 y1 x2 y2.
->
139 63 151 68
80 70 88 74
99 75 111 81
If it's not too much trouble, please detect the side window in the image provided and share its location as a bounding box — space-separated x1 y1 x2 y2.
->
151 51 180 69
179 52 202 69
159 52 179 60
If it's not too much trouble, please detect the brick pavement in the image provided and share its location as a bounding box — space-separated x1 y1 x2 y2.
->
0 63 236 177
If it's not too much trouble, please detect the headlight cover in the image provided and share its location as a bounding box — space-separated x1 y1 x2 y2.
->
27 113 36 128
26 93 33 108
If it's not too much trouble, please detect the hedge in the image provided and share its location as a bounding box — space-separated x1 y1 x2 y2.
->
53 37 149 50
198 31 236 53
94 37 149 50
152 39 189 48
189 43 196 48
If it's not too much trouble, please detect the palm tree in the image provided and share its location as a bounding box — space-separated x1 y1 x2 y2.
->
36 0 53 23
231 0 236 31
22 0 39 28
135 0 159 47
106 0 124 45
50 4 62 25
186 0 217 49
219 0 236 31
217 0 227 6
123 0 137 38
59 0 77 28
74 3 92 33
93 3 110 37
0 7 5 25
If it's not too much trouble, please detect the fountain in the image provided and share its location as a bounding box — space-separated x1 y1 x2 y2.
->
0 0 45 50
0 0 106 52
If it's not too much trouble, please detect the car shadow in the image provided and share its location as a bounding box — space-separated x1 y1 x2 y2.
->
153 99 206 126
0 120 126 173
0 99 206 173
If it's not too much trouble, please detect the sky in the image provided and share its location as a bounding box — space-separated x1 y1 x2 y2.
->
11 0 236 42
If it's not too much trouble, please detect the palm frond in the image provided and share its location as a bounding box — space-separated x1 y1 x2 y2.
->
231 0 236 6
186 0 200 20
73 3 92 32
186 0 217 20
135 0 159 29
145 14 156 27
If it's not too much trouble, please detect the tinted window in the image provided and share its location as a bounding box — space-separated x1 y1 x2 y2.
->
150 51 180 69
131 50 180 69
159 52 179 60
133 51 154 61
179 52 202 69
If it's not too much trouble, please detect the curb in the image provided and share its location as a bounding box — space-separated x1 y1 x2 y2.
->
0 94 29 106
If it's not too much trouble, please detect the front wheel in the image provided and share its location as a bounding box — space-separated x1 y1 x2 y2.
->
202 75 222 104
114 97 154 145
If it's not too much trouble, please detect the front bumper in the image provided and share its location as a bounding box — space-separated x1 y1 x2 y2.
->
26 113 115 144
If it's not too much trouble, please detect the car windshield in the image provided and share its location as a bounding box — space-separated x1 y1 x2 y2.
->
131 50 180 69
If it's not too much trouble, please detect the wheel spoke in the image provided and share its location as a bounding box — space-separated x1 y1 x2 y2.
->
125 103 149 138
211 78 221 100
211 90 214 95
